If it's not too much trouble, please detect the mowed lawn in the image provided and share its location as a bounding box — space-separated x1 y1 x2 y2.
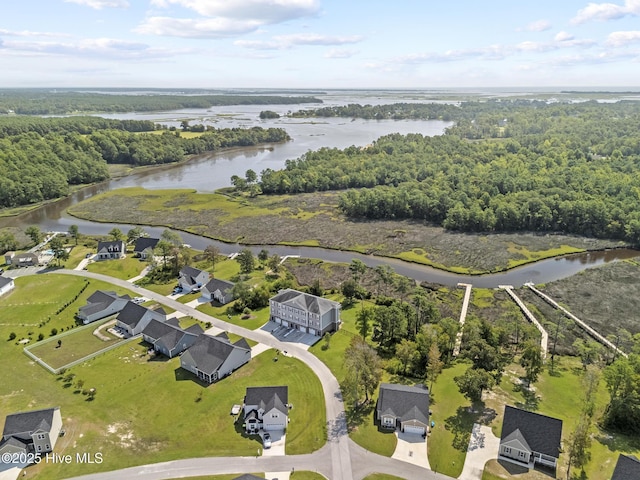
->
26 343 325 479
86 255 149 280
27 319 124 370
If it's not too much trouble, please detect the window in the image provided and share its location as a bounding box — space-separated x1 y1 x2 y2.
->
503 447 511 454
37 445 42 452
271 413 278 418
519 451 527 458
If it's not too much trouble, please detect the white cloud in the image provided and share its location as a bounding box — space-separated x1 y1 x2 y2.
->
149 0 319 23
606 30 640 45
521 20 552 32
235 33 363 50
516 41 556 52
324 48 357 59
0 29 69 38
64 0 129 9
136 16 261 38
554 31 575 42
571 0 640 24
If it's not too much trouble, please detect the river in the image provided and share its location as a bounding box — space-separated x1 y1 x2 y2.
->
2 94 638 287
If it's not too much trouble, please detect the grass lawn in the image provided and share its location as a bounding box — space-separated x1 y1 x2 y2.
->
27 319 124 370
86 255 149 280
20 343 324 479
347 400 397 457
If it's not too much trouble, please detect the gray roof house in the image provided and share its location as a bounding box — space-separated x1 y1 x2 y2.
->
13 252 42 267
97 240 126 260
243 386 289 433
376 383 430 435
233 475 263 480
141 318 203 358
115 302 166 336
178 266 210 293
133 237 159 259
202 278 235 304
0 276 15 298
77 290 131 325
269 288 341 336
0 407 62 458
499 405 563 470
180 333 250 384
612 454 640 480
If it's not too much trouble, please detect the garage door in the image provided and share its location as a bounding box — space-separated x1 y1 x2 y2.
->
263 424 284 431
308 328 316 336
282 321 289 327
403 425 425 435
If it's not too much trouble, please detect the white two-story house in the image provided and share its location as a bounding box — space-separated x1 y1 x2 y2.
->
269 289 341 336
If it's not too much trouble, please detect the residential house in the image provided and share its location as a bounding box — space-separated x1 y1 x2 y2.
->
96 240 126 260
243 386 289 433
178 266 210 293
77 290 131 325
376 383 430 435
0 407 62 457
133 237 159 259
180 332 250 384
202 278 235 304
499 405 563 470
269 288 341 336
13 252 41 267
115 302 166 336
4 251 15 265
611 454 640 480
233 475 263 480
141 318 202 358
0 276 15 297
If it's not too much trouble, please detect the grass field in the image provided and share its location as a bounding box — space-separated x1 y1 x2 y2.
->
66 187 626 273
27 319 124 370
86 255 149 280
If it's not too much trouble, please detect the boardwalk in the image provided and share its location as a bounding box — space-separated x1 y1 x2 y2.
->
499 285 548 359
453 283 473 357
525 283 627 359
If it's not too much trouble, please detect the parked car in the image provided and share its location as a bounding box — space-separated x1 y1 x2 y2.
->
262 433 271 449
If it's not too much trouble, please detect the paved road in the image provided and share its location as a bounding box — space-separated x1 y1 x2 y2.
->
52 269 454 480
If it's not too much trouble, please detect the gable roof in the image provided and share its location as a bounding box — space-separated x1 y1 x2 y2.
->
0 276 13 289
133 237 159 253
183 334 250 374
142 318 179 341
244 386 289 415
204 278 235 294
97 240 125 253
2 408 59 437
179 266 207 285
117 302 165 327
376 383 430 425
79 290 129 316
501 405 563 459
270 289 340 315
233 475 264 480
612 454 640 480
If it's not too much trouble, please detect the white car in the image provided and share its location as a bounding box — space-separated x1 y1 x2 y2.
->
262 433 271 449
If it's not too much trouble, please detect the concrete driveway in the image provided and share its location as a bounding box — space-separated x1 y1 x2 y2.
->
0 462 27 480
391 430 431 469
458 423 500 480
261 430 286 457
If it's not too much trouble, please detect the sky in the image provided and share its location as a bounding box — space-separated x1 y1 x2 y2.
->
1 0 640 89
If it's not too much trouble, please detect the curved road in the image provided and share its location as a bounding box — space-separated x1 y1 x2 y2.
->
53 269 452 480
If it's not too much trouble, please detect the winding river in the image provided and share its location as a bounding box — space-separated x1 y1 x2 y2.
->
2 96 638 288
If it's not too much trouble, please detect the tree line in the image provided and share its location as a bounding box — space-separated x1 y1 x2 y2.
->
0 91 321 115
255 100 640 244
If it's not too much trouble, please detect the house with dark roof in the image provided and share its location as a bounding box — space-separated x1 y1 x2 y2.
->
612 454 640 480
243 386 289 433
141 318 203 358
178 266 210 293
233 475 263 480
133 237 159 259
269 288 341 336
115 301 166 336
499 405 563 470
202 278 235 304
0 407 62 458
376 383 430 435
0 276 15 297
77 290 131 324
97 240 126 260
180 333 250 384
13 252 42 267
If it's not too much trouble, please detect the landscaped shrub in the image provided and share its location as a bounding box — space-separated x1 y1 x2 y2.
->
8 332 16 341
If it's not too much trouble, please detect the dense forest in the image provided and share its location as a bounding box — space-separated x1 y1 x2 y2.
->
0 116 289 209
0 91 321 115
257 100 640 243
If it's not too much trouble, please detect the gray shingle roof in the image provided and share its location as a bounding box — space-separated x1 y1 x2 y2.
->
270 289 340 315
204 278 235 293
133 237 159 253
233 474 263 480
117 302 164 327
2 408 59 437
97 240 125 253
612 454 640 480
183 334 250 374
179 266 206 285
244 386 289 415
376 383 430 425
79 290 129 316
142 318 179 341
501 405 563 459
0 276 13 289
